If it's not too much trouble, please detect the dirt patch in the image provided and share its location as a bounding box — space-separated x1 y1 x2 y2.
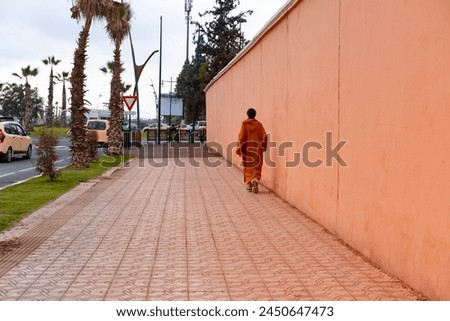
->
0 238 21 255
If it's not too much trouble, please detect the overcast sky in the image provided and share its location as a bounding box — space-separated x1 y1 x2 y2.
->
0 0 287 120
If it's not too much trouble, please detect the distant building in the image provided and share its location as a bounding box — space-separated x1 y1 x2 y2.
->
161 93 183 117
87 109 110 120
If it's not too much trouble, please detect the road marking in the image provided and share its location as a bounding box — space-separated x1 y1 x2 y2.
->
0 157 71 185
0 175 41 191
56 157 71 164
33 145 69 150
0 172 15 178
0 168 36 179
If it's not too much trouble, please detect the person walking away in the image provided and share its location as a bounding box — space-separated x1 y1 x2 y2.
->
236 108 267 193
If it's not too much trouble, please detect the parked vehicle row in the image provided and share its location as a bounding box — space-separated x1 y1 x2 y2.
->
142 123 169 131
178 121 206 131
84 119 207 147
142 121 206 132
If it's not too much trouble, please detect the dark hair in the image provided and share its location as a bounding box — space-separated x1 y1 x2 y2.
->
247 108 256 118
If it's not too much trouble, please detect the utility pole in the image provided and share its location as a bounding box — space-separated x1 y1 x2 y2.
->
185 0 193 63
157 16 163 145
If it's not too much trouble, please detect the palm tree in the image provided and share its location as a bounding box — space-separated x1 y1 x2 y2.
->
100 61 132 95
69 0 112 167
42 56 62 127
55 71 70 126
12 65 39 132
104 1 132 155
99 61 120 75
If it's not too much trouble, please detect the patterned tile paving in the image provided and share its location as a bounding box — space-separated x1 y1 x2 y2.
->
0 149 424 301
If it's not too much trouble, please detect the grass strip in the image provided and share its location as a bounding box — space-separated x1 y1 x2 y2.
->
0 155 131 232
29 126 70 138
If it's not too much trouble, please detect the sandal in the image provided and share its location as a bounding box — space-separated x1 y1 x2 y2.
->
252 180 259 194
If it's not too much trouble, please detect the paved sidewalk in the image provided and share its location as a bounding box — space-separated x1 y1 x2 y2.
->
0 144 424 300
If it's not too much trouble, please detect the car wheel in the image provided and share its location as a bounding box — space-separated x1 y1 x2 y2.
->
3 147 13 163
24 145 32 159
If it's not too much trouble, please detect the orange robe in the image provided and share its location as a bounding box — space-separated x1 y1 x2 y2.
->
237 118 267 183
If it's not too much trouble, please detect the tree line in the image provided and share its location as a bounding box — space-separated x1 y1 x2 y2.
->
0 62 70 130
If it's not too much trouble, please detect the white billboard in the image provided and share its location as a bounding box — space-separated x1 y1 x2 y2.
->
161 93 183 117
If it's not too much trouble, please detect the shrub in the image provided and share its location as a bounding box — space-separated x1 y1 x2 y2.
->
36 131 59 181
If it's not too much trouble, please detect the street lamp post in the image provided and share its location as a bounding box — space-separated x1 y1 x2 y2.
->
55 102 59 122
185 0 193 63
123 0 158 130
129 33 158 129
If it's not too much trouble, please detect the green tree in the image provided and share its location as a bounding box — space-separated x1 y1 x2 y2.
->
42 56 62 127
12 65 39 132
197 0 252 82
54 71 70 126
176 35 208 126
177 0 251 122
0 83 24 117
0 83 44 121
69 0 112 167
104 1 132 155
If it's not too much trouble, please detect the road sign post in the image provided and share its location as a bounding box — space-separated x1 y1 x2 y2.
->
122 96 138 148
122 96 138 111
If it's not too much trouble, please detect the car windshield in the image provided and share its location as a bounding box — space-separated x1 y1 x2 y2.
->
87 121 106 130
14 124 26 136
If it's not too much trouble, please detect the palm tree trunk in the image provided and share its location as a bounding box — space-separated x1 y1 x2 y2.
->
61 81 67 127
24 82 33 133
46 67 54 127
70 17 93 167
107 42 124 155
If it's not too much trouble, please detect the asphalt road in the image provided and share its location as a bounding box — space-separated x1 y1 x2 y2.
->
0 137 71 190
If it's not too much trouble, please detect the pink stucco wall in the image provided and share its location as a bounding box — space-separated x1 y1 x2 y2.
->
205 0 450 300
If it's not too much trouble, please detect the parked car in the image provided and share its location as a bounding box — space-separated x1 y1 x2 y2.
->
184 121 206 131
177 124 191 131
143 123 169 131
0 115 20 123
0 120 33 162
86 119 110 146
122 123 138 131
188 120 206 130
195 120 206 130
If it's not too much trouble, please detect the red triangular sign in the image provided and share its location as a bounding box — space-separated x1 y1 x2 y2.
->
122 95 138 111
